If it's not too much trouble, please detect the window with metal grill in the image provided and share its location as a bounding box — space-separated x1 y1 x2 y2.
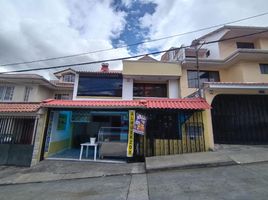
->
63 74 75 82
0 86 14 101
24 86 33 102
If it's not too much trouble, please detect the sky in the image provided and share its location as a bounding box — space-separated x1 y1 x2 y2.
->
0 0 268 79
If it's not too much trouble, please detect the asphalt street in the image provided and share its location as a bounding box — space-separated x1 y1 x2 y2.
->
0 162 268 200
147 162 268 200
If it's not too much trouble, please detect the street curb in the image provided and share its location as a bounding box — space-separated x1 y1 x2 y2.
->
145 160 237 173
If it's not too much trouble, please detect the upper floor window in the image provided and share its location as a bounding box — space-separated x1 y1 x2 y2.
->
236 42 255 49
133 83 167 97
24 86 32 102
63 74 75 82
187 70 220 88
0 86 14 101
55 93 71 100
77 75 122 97
260 64 268 74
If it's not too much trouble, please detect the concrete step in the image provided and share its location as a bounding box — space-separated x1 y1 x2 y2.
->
145 152 236 172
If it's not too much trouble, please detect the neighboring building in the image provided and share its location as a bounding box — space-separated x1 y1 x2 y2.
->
0 70 74 102
40 61 211 162
0 69 74 166
52 68 75 100
162 25 268 145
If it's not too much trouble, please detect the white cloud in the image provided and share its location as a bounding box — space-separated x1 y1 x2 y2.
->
138 0 268 57
1 0 268 79
0 0 130 79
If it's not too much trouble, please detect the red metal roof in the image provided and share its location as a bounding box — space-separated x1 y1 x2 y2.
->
42 98 210 110
0 103 41 113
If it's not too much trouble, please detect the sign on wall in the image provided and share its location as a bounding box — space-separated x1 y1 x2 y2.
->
133 113 147 135
127 110 135 157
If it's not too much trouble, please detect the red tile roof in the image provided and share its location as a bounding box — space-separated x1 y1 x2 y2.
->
43 99 143 108
146 98 211 109
42 98 210 110
206 82 268 86
205 82 268 89
0 103 41 113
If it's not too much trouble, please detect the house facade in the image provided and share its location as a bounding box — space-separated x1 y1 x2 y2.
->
162 25 268 145
40 61 210 162
0 70 74 166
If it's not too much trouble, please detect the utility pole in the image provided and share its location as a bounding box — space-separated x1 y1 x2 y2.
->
192 39 205 97
194 43 201 97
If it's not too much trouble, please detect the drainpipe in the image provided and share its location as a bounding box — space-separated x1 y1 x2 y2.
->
195 44 201 96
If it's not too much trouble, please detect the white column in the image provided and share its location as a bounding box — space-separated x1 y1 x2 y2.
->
168 79 179 98
122 78 133 100
72 73 79 100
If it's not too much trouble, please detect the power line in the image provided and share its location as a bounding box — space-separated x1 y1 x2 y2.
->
1 12 268 67
1 29 268 74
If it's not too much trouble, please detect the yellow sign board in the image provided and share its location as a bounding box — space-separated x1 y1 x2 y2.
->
127 110 135 157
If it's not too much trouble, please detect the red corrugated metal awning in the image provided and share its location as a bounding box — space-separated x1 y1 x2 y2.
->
0 103 41 113
42 98 210 110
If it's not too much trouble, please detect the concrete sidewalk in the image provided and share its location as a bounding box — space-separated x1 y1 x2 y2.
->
0 160 145 185
1 145 268 185
146 145 268 172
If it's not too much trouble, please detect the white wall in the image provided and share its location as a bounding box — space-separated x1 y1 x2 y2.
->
168 79 180 98
73 73 79 100
35 85 53 101
122 78 133 100
0 84 46 102
201 29 229 59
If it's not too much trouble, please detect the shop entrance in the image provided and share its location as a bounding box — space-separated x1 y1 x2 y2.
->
43 109 128 161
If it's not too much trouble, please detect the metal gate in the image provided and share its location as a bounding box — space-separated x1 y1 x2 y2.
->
134 109 205 160
0 116 36 166
211 94 268 144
